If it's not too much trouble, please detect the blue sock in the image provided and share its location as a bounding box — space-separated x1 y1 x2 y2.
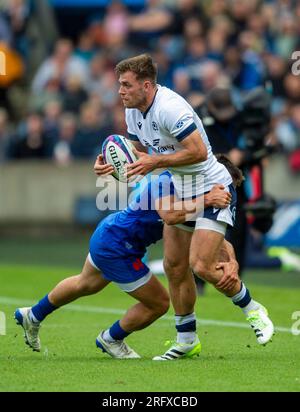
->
231 283 251 308
31 295 57 322
109 320 130 341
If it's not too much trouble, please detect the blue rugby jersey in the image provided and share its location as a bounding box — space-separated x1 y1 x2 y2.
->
90 171 174 258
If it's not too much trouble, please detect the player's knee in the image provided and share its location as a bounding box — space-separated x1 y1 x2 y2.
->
163 258 187 282
77 274 102 294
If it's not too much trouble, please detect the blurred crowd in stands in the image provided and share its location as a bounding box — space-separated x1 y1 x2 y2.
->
0 0 300 170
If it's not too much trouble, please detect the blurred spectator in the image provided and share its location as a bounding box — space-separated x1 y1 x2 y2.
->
173 67 191 98
265 54 288 100
43 99 62 135
62 75 88 114
152 48 174 89
74 31 96 64
228 0 259 38
9 113 48 159
88 60 119 109
200 61 229 93
52 113 78 166
5 0 30 60
72 103 112 159
171 0 207 36
0 11 13 45
224 41 264 92
206 27 227 62
283 73 300 104
128 0 173 48
29 77 62 113
274 14 298 59
208 0 229 17
182 16 205 41
32 39 89 94
103 1 129 48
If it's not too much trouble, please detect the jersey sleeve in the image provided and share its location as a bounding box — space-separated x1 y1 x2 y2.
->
125 109 140 141
161 99 197 142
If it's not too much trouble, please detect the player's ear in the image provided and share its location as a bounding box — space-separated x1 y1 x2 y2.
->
143 80 152 91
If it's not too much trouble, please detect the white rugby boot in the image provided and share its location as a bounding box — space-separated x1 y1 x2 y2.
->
152 336 201 361
246 305 274 345
96 331 141 359
14 307 41 352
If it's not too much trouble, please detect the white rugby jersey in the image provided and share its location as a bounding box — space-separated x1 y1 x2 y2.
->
126 85 232 198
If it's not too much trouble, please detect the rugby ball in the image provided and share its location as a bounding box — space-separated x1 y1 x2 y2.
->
102 135 138 182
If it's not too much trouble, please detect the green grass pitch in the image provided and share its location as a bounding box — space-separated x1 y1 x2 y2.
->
0 237 300 392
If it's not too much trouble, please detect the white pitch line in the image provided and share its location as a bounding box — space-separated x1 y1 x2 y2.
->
0 296 291 333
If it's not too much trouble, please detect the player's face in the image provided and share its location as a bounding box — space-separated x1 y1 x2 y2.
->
118 71 148 110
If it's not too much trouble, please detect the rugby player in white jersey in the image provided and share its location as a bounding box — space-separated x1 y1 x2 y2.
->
96 54 274 360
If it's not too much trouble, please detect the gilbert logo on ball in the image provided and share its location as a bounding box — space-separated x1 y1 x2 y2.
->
102 135 138 183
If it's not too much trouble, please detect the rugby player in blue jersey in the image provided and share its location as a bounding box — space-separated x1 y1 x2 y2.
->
14 171 233 358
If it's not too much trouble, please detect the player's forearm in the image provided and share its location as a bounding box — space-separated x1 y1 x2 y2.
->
154 149 206 168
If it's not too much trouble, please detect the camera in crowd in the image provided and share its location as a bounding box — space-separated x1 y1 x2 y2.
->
203 86 277 234
205 86 275 167
237 87 276 167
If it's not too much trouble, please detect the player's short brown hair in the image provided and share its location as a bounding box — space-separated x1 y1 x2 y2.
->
115 54 157 85
216 154 245 187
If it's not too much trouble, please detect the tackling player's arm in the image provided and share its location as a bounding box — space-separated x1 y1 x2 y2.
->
155 184 231 225
215 240 240 294
126 129 207 178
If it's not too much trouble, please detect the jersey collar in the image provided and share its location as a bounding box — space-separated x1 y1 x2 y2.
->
141 86 159 119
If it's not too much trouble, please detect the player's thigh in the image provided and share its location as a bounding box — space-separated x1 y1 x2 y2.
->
128 274 169 311
163 225 192 269
80 257 110 291
190 228 225 269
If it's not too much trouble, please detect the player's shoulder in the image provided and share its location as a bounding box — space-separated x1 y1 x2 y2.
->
156 86 192 114
157 85 185 104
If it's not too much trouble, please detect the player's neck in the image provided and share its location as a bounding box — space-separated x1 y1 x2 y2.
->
139 86 158 114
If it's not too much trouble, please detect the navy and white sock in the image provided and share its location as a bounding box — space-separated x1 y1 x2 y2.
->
30 294 58 323
103 320 130 342
175 312 197 344
231 283 260 316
